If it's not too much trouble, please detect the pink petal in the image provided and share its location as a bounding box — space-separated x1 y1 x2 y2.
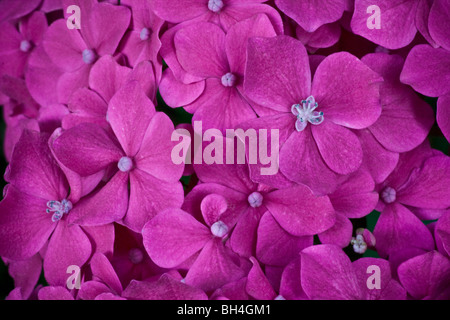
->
159 20 205 85
280 258 308 300
246 257 276 300
159 68 205 108
437 93 450 142
219 3 283 34
396 155 450 209
415 0 438 48
0 0 41 22
300 244 363 299
62 88 108 130
374 203 435 258
244 36 311 113
229 206 266 258
226 13 277 77
43 20 86 72
264 184 336 236
329 169 379 218
351 0 418 49
48 129 105 204
25 45 63 107
78 281 112 300
189 78 257 130
124 169 184 232
428 0 450 51
88 55 131 103
183 182 249 229
122 276 208 300
82 224 115 257
80 3 130 56
238 114 295 189
311 52 383 129
436 210 450 256
135 112 184 182
174 22 228 79
318 214 353 248
56 64 91 104
90 253 123 295
142 208 211 269
280 129 340 195
68 171 129 226
352 258 406 300
107 81 155 157
296 22 341 52
312 121 363 175
398 251 450 300
43 220 91 286
276 0 345 32
151 0 208 23
185 238 245 292
8 254 42 299
8 130 68 200
53 123 123 176
362 53 434 152
400 44 450 97
21 11 48 45
355 129 399 184
38 286 74 300
256 212 313 266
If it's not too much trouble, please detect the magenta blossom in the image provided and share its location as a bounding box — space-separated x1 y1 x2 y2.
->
356 53 435 183
398 251 450 300
160 14 280 131
374 141 450 261
242 35 383 194
151 0 283 33
351 0 449 49
184 147 335 259
41 0 130 103
62 55 157 130
275 0 348 33
119 0 164 80
0 11 47 78
401 44 450 142
52 81 185 232
143 206 247 292
300 244 406 300
0 130 114 286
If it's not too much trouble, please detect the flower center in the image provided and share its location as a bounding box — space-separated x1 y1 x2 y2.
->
20 40 32 52
46 199 72 222
140 27 151 41
291 96 324 132
351 234 367 254
128 248 144 264
248 191 263 208
208 0 224 12
274 295 285 300
82 49 97 64
118 156 133 172
210 220 228 238
221 72 236 87
381 186 396 204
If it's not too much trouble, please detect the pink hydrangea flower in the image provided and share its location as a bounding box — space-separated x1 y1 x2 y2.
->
242 35 383 194
41 0 131 103
52 81 185 232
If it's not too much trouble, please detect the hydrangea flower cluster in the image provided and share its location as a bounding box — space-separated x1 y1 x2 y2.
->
0 0 449 300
